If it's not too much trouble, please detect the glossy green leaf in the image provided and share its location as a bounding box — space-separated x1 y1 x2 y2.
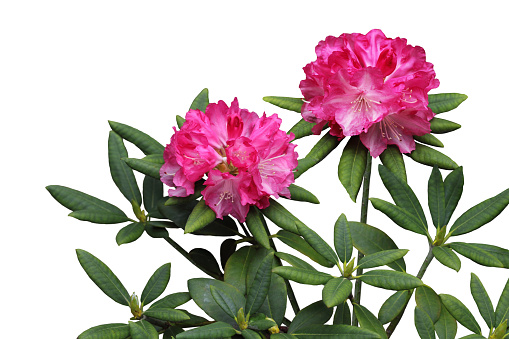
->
414 307 436 339
163 326 184 338
440 294 482 334
354 304 388 339
288 118 319 140
108 121 164 155
141 263 171 306
123 157 161 179
275 230 334 267
428 166 446 228
245 252 274 316
220 239 237 270
209 285 238 319
466 243 509 268
189 248 223 278
275 252 317 271
357 249 409 270
143 176 163 215
407 143 458 170
175 310 208 327
435 307 457 339
470 273 495 329
370 198 428 236
432 247 461 272
46 185 129 224
457 335 486 339
379 145 407 183
430 118 461 134
142 154 164 164
144 222 169 238
263 96 303 113
449 188 509 236
246 208 270 249
149 292 191 309
241 329 264 339
378 290 411 324
334 214 353 264
129 320 158 339
78 323 130 339
288 301 333 334
248 313 277 330
292 324 381 338
271 334 297 339
349 221 406 272
334 301 351 325
495 278 509 328
338 136 368 202
184 199 216 234
415 286 442 323
414 134 444 148
272 266 333 285
175 321 237 339
224 246 256 295
322 277 352 308
116 222 145 245
286 184 320 204
76 249 130 306
296 222 339 265
294 133 342 179
143 308 190 322
189 88 209 112
359 270 423 290
443 167 464 225
176 115 185 129
428 93 468 114
260 199 299 234
449 242 503 268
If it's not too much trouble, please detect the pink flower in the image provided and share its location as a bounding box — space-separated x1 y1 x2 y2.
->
300 29 439 156
160 98 298 223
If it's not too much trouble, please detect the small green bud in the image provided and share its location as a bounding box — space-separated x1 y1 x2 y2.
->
131 200 146 222
268 325 280 334
129 292 143 319
343 258 356 278
490 319 507 339
433 226 447 246
235 308 248 331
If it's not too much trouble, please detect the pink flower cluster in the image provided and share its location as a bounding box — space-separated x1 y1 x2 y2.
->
160 98 298 223
300 29 440 157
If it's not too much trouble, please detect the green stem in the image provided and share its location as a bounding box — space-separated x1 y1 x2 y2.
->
386 245 434 338
163 236 223 280
352 155 372 326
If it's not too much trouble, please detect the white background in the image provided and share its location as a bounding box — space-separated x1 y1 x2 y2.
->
1 1 509 338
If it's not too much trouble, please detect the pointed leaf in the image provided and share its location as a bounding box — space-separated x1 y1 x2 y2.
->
220 239 237 270
245 253 274 316
189 88 209 112
184 199 216 234
176 115 185 129
470 273 495 329
428 93 468 114
407 143 458 170
378 290 411 324
288 118 320 140
449 242 504 268
359 270 423 290
224 246 256 295
380 145 407 183
246 208 270 249
241 329 264 339
275 230 334 268
129 321 158 339
443 167 464 225
334 214 352 264
354 304 388 339
288 301 333 334
294 133 342 179
175 321 237 339
249 314 277 330
414 133 444 148
108 121 164 155
414 307 436 339
141 263 171 306
428 166 446 228
76 249 130 306
495 278 509 327
209 285 238 319
263 96 303 113
449 188 509 236
440 294 482 334
357 249 409 270
292 324 381 338
123 157 161 179
149 292 191 309
466 243 509 268
116 222 145 245
143 308 190 322
322 277 352 308
435 307 457 339
296 222 339 265
430 118 461 134
338 136 368 202
415 285 442 323
78 323 130 339
272 266 333 285
144 222 169 238
275 252 317 271
143 176 163 215
189 248 222 278
334 301 352 325
260 198 299 234
286 184 320 204
370 198 428 236
432 247 461 272
457 336 486 339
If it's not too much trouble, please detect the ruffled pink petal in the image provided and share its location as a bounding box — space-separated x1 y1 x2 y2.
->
226 137 259 170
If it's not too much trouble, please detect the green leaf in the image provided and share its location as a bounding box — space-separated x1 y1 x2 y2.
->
440 294 482 334
428 93 468 114
349 221 406 272
176 115 185 129
379 145 407 183
129 320 159 339
322 277 352 308
443 167 464 226
414 134 444 148
406 143 458 170
456 335 486 339
142 154 164 164
292 324 381 338
272 266 333 285
286 184 320 204
275 252 317 271
123 157 161 179
275 230 334 267
241 329 264 339
189 248 223 278
428 166 446 228
163 326 184 338
271 334 297 339
414 307 436 339
296 222 339 265
378 290 411 324
189 88 209 112
175 321 237 339
288 118 319 140
108 121 165 155
449 242 504 268
495 278 509 328
149 292 191 309
288 301 333 334
76 249 130 306
209 285 238 319
334 214 353 264
175 310 208 327
143 308 190 322
46 185 129 224
78 323 130 339
143 176 163 215
449 188 509 236
432 247 461 272
415 286 442 323
435 307 457 339
224 246 256 295
338 136 368 202
294 133 342 179
246 208 270 249
354 304 388 339
144 222 169 238
220 239 237 270
188 278 245 325
184 199 216 234
470 273 495 329
430 118 461 134
263 96 303 113
357 249 409 270
260 199 299 234
116 222 145 245
370 198 428 236
334 301 352 325
245 252 274 316
358 270 423 290
466 243 509 268
141 263 171 306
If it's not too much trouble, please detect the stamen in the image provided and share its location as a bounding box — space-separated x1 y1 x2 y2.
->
379 116 404 141
350 93 381 113
215 191 234 206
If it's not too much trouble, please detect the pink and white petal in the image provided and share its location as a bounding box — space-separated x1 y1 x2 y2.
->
360 124 388 158
387 133 416 154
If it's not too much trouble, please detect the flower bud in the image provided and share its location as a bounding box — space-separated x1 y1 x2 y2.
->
129 292 143 319
235 308 248 331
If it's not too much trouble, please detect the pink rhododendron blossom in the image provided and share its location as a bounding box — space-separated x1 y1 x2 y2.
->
160 98 298 223
300 29 439 157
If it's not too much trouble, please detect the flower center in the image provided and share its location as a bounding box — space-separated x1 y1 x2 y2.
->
214 147 239 175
